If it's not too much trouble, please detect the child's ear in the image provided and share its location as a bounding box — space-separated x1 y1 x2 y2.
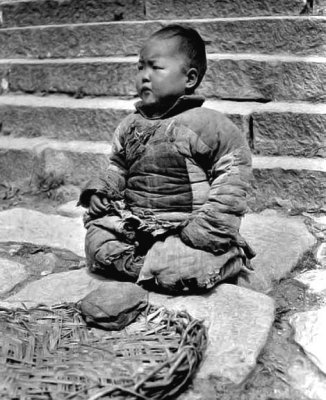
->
186 68 199 91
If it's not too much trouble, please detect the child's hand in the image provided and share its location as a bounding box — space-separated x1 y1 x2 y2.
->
89 194 109 217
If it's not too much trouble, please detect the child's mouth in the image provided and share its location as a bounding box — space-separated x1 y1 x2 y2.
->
141 88 152 94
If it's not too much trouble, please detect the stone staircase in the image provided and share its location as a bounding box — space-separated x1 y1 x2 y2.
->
0 0 325 212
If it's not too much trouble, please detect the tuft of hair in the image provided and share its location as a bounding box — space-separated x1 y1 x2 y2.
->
151 24 207 90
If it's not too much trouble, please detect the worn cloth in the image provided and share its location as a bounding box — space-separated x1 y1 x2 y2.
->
79 95 255 290
79 282 148 330
138 235 252 293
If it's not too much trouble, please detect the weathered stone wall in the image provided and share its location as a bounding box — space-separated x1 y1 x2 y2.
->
0 0 309 28
1 18 325 59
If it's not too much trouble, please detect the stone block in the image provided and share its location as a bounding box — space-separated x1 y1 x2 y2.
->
0 258 28 296
249 163 326 210
1 17 325 59
38 142 111 185
252 106 326 157
0 95 251 142
1 137 324 210
0 273 274 385
0 0 145 28
193 17 326 56
5 56 326 102
0 208 85 257
274 60 326 102
239 210 316 292
288 356 326 400
7 60 137 97
290 307 326 375
6 97 324 159
149 284 274 384
145 0 306 18
0 21 156 59
201 56 326 102
0 205 316 295
0 146 36 185
0 95 132 141
295 270 326 295
314 0 326 15
0 65 9 95
57 200 84 218
317 243 326 267
0 268 105 306
53 184 80 203
0 136 112 187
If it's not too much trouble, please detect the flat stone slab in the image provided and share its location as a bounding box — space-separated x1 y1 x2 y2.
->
0 207 85 257
3 56 326 102
239 210 316 292
146 0 306 19
0 268 105 308
2 18 325 60
0 0 307 28
250 165 326 212
290 307 326 375
57 200 84 218
295 270 326 295
149 284 275 384
0 208 316 293
313 215 326 226
252 108 326 158
315 0 326 15
288 355 326 400
0 267 274 385
0 0 145 28
0 136 112 187
317 243 326 267
0 258 28 296
2 95 324 159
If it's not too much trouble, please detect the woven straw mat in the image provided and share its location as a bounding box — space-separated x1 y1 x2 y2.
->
0 303 207 400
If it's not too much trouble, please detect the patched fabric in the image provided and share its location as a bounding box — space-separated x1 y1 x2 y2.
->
80 283 148 330
137 235 252 293
79 95 255 290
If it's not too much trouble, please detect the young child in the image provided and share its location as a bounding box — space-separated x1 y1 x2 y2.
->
78 25 255 292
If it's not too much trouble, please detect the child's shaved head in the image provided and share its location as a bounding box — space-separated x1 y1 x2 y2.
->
150 25 207 90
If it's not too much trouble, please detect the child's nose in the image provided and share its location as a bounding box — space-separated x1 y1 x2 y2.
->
141 67 151 82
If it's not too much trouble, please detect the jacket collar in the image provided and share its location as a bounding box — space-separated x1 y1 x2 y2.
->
135 95 205 120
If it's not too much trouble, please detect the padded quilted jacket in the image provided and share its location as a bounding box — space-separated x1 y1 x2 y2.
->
80 95 255 259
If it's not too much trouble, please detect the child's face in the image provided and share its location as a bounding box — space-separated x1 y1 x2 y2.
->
136 37 190 113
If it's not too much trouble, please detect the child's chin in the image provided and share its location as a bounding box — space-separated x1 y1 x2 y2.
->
141 100 157 109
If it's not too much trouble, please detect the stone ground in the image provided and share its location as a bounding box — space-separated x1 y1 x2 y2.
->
0 186 326 400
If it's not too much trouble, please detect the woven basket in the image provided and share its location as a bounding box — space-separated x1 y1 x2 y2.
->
0 303 207 400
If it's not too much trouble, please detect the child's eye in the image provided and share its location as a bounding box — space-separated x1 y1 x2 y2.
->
152 65 162 70
137 64 144 71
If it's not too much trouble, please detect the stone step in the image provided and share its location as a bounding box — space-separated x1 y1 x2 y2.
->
0 136 325 210
315 0 326 15
0 94 134 141
0 0 308 28
1 94 325 158
0 54 325 102
1 16 326 59
251 156 326 211
0 136 112 186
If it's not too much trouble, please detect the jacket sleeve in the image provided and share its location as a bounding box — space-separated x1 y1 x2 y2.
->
179 112 255 258
78 121 128 208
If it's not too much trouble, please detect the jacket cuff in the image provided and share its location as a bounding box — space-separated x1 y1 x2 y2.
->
77 177 108 207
